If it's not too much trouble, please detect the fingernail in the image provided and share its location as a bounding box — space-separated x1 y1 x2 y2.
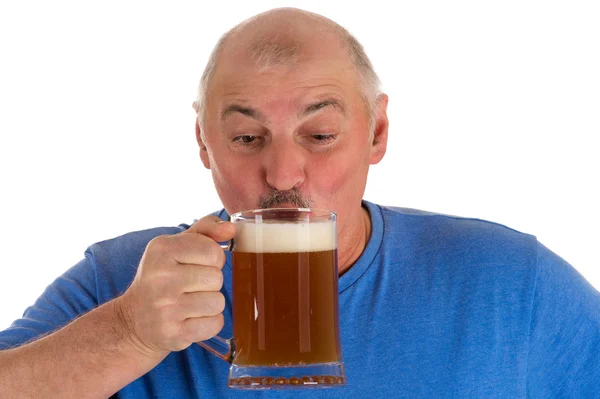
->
216 220 225 224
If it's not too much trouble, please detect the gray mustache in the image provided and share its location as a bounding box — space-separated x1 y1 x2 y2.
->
259 189 313 209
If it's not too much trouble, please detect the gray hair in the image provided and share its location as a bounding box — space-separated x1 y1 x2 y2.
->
196 14 382 136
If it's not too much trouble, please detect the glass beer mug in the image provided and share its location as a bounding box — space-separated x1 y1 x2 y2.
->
199 208 346 389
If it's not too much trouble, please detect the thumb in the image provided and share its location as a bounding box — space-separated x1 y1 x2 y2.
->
184 215 236 243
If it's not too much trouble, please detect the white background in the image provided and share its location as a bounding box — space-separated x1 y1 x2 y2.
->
0 0 598 329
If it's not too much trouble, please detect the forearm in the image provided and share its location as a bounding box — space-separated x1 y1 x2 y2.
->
0 298 166 399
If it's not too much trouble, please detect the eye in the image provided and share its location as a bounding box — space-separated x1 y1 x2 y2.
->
310 134 336 143
231 134 264 151
233 135 258 144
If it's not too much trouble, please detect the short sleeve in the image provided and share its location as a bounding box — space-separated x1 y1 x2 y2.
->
526 242 600 397
0 253 99 350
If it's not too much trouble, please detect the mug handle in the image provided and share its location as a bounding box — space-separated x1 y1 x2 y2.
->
197 240 235 363
198 335 234 363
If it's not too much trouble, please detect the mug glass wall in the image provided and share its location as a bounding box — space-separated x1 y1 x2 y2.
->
201 208 346 389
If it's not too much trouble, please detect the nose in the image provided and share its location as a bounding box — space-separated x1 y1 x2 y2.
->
263 138 306 191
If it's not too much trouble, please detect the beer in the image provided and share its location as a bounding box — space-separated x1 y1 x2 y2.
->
232 221 341 366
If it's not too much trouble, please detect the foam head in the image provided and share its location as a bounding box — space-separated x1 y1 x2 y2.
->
233 220 337 253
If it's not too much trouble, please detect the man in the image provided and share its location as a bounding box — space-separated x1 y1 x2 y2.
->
0 7 598 398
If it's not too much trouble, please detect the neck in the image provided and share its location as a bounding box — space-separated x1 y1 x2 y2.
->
337 205 371 275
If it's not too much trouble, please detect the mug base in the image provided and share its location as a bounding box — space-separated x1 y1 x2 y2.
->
227 361 346 389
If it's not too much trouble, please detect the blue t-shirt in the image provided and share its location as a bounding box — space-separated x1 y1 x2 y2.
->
1 201 599 398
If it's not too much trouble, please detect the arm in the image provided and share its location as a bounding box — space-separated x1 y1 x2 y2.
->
526 242 600 397
0 216 234 398
0 298 164 399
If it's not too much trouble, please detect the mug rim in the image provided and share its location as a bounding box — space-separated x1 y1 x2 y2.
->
230 208 336 222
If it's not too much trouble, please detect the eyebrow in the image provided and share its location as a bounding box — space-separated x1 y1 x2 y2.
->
221 105 265 122
300 99 345 118
221 98 345 123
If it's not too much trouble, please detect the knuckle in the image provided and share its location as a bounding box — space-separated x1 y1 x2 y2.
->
146 235 172 259
214 293 226 313
150 298 164 312
148 235 168 251
197 269 212 287
183 319 203 342
198 274 210 289
201 295 215 313
202 267 223 290
197 315 224 341
205 292 225 314
215 269 224 289
181 319 202 342
202 239 225 267
211 314 225 334
148 269 169 286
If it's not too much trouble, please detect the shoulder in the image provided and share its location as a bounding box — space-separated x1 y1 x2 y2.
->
374 203 538 269
380 204 535 241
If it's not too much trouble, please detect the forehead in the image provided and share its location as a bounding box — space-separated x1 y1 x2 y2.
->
209 43 361 114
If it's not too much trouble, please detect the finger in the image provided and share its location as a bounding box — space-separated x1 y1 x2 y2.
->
176 264 224 293
181 314 225 342
177 291 225 318
184 215 236 243
168 233 227 268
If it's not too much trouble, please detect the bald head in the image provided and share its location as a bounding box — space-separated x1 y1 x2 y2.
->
195 8 381 131
222 9 343 69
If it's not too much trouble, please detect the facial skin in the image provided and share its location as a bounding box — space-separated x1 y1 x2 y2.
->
195 9 389 274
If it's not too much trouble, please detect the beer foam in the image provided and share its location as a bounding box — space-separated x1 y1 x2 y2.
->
234 221 337 253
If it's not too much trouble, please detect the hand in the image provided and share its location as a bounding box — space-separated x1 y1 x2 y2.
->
114 216 235 360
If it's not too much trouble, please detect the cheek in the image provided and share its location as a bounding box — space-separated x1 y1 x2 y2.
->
309 148 370 200
209 154 263 211
312 163 347 192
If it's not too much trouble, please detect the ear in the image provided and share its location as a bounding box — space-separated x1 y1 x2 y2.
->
193 101 211 170
196 122 211 170
369 94 389 165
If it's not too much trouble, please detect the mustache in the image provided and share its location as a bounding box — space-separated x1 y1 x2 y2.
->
258 188 313 209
